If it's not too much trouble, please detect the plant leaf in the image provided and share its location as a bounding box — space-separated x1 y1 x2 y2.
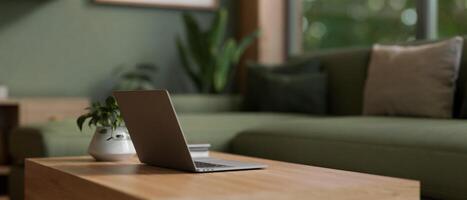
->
176 36 202 90
77 114 89 131
214 39 237 92
122 72 152 82
181 12 213 88
113 63 158 91
182 13 207 68
77 96 124 130
105 96 116 107
208 8 228 53
233 30 261 63
88 117 96 127
177 10 258 94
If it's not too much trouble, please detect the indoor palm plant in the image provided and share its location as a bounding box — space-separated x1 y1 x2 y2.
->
176 8 259 93
77 96 135 161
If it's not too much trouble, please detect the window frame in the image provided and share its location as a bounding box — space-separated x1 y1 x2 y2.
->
287 0 439 56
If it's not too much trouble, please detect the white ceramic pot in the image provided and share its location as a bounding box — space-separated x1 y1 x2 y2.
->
88 126 136 161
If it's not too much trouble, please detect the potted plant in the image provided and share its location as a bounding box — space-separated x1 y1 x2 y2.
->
113 63 159 91
176 8 259 94
77 96 136 161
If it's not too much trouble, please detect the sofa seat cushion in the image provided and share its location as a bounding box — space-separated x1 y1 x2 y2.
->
9 113 307 165
231 116 467 200
9 119 94 165
179 112 308 151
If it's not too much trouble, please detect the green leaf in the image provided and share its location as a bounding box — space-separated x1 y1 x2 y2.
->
201 62 216 93
113 63 158 91
176 9 259 94
77 95 124 130
105 96 116 107
139 82 156 90
122 72 152 82
233 30 261 62
88 117 96 127
176 36 202 90
182 13 208 67
76 114 89 131
214 39 237 92
182 12 214 87
208 8 228 52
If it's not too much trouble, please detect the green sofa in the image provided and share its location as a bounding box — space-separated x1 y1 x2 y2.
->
9 38 467 200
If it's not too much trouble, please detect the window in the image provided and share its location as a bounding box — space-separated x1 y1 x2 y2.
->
438 0 467 38
302 0 417 51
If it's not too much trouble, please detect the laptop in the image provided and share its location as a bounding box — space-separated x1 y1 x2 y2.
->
113 90 267 172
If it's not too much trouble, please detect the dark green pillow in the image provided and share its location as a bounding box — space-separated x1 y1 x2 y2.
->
244 61 327 115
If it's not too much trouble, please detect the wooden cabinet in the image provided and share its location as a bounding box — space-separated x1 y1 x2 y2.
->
0 97 89 198
0 97 89 164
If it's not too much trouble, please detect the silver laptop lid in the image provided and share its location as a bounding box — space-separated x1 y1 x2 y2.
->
113 90 196 171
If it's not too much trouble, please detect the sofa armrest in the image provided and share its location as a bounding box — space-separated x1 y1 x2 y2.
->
171 94 243 113
9 119 92 165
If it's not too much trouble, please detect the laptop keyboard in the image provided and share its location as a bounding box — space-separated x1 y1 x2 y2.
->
194 161 228 168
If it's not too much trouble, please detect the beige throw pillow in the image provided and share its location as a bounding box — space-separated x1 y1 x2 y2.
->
363 37 464 118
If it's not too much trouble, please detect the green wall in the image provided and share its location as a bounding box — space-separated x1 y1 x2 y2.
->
0 0 219 99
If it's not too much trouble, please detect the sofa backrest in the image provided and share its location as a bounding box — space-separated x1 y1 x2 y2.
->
296 47 371 115
296 36 467 117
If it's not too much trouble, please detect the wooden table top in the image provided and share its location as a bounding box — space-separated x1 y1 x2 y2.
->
25 152 419 200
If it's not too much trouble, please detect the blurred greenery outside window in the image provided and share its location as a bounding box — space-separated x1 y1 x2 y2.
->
438 0 467 38
301 0 467 51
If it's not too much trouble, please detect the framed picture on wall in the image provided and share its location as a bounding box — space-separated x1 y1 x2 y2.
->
95 0 219 10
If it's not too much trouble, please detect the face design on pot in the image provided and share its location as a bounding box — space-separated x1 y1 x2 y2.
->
98 127 131 141
112 132 130 141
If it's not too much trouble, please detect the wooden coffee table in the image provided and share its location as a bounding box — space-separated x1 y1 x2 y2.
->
25 152 419 200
